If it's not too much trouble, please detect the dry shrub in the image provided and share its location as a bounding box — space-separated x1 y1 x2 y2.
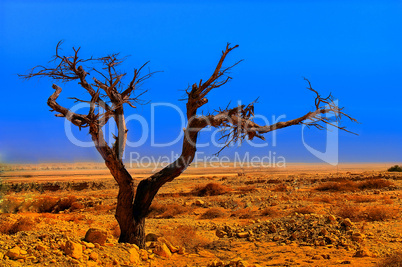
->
200 207 227 219
261 207 282 218
230 208 255 219
148 203 189 219
160 224 208 252
34 196 59 213
56 195 80 211
349 195 376 203
237 185 257 193
388 165 402 172
294 206 315 215
358 179 395 190
62 214 86 223
0 197 26 213
0 216 35 235
92 203 116 214
336 205 363 221
191 183 232 197
365 206 399 221
315 180 358 192
377 251 402 267
272 183 288 192
314 195 336 204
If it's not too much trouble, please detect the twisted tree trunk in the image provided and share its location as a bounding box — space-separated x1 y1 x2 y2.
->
21 42 357 249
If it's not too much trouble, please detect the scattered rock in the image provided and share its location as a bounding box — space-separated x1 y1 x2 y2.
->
153 242 172 258
64 240 82 259
139 249 148 261
195 199 205 206
6 248 20 260
353 248 371 257
159 237 178 253
178 246 186 255
237 232 249 238
129 247 140 264
84 228 108 245
216 229 227 238
89 252 99 261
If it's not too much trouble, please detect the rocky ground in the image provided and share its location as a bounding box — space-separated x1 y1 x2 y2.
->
0 164 401 266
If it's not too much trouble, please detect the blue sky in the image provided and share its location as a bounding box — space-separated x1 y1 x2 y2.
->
0 0 401 163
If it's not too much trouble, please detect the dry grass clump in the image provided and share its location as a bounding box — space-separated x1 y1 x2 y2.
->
261 207 282 218
0 216 36 235
230 207 255 219
148 203 189 219
377 251 402 267
358 179 395 190
314 195 337 204
315 180 358 192
272 183 289 192
0 195 85 214
294 206 315 215
365 206 399 221
191 183 232 196
348 195 376 203
159 224 209 252
315 178 394 192
0 197 26 213
237 185 257 193
335 205 363 221
200 207 227 219
336 205 398 222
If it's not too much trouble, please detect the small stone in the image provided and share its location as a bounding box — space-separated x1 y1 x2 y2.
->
89 252 99 261
216 229 227 238
84 241 95 249
343 218 353 227
6 248 20 260
64 240 82 259
237 232 249 238
129 248 140 264
153 242 172 258
195 199 205 206
353 248 371 257
351 232 365 242
139 249 148 261
84 228 108 245
328 215 336 223
35 244 47 252
178 246 186 255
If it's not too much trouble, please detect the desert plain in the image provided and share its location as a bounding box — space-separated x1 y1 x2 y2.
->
0 162 401 267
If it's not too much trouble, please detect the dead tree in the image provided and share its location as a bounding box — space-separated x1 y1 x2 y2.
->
20 42 357 248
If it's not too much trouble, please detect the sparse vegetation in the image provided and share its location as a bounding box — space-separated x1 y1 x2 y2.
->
388 165 402 172
315 178 395 192
159 225 209 252
0 216 36 235
294 206 315 215
315 180 358 192
191 183 232 196
200 207 227 219
261 207 282 218
365 206 399 221
377 250 402 267
148 203 189 219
